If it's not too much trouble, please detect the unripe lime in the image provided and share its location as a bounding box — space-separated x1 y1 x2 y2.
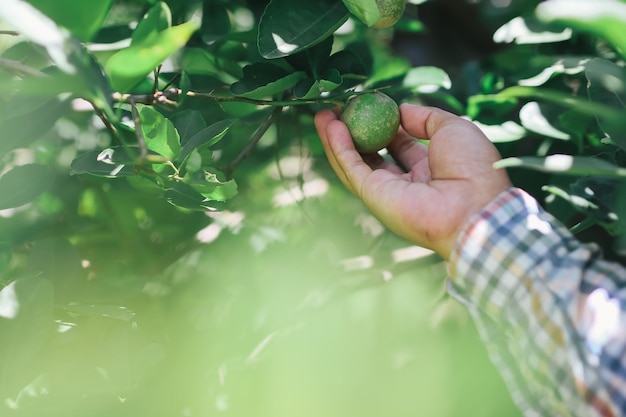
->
372 0 407 29
340 92 400 153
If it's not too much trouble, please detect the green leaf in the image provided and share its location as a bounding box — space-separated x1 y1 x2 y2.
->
132 1 172 45
164 182 223 211
258 0 349 59
536 0 626 59
201 0 231 43
179 119 233 165
106 20 199 92
285 35 334 75
230 62 307 99
517 57 586 87
188 168 238 201
472 120 526 143
170 110 207 145
25 0 112 42
70 151 136 178
367 56 411 87
493 16 572 45
140 107 181 160
342 0 380 27
519 102 571 140
294 69 342 99
494 154 626 177
0 164 53 210
402 66 451 93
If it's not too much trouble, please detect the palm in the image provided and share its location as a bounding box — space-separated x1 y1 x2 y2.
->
315 104 511 258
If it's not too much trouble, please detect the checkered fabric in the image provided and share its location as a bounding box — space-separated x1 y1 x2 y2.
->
448 188 626 417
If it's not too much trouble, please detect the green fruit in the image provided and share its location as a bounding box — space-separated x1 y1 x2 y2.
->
372 0 407 29
340 92 400 153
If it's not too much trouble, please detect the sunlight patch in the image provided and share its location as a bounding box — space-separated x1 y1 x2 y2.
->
0 281 19 319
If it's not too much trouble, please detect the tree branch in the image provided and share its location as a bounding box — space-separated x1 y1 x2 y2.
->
128 97 148 159
0 57 47 77
225 106 283 176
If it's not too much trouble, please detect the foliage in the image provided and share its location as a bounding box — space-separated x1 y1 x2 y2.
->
1 0 626 415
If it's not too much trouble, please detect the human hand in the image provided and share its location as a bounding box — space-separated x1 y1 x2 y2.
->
314 103 511 259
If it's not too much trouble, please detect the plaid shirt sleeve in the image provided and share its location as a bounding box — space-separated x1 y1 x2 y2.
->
447 187 626 417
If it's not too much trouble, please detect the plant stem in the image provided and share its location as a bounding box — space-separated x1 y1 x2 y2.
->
128 97 148 159
226 106 283 176
112 88 367 108
0 57 47 77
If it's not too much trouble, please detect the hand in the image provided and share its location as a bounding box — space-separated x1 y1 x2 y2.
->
314 103 511 259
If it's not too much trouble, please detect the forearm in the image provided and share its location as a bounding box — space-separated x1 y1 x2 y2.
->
448 187 626 417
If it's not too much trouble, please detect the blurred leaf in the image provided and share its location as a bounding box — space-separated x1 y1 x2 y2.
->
0 276 53 390
26 0 112 41
132 1 172 45
585 58 626 150
536 0 626 59
179 119 233 165
0 242 11 274
106 20 199 92
402 66 451 93
140 106 181 160
230 62 307 99
25 238 86 302
0 2 113 110
498 86 625 122
518 57 586 87
0 0 85 74
70 150 136 177
201 0 231 43
493 16 572 44
472 120 526 143
367 56 411 87
0 97 70 154
495 154 626 177
0 164 53 210
258 0 349 59
519 102 571 140
62 304 136 321
342 0 380 27
544 179 621 234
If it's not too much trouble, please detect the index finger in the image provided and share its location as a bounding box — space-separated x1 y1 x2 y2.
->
314 110 373 197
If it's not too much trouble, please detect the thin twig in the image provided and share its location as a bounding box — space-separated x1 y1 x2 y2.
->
92 104 122 145
0 57 47 77
162 72 181 92
226 106 283 176
113 88 347 108
0 30 19 36
128 97 148 159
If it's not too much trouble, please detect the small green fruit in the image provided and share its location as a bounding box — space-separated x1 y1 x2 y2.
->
372 0 407 29
340 92 400 153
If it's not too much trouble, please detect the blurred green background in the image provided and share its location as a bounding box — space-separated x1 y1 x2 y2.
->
5 0 626 415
